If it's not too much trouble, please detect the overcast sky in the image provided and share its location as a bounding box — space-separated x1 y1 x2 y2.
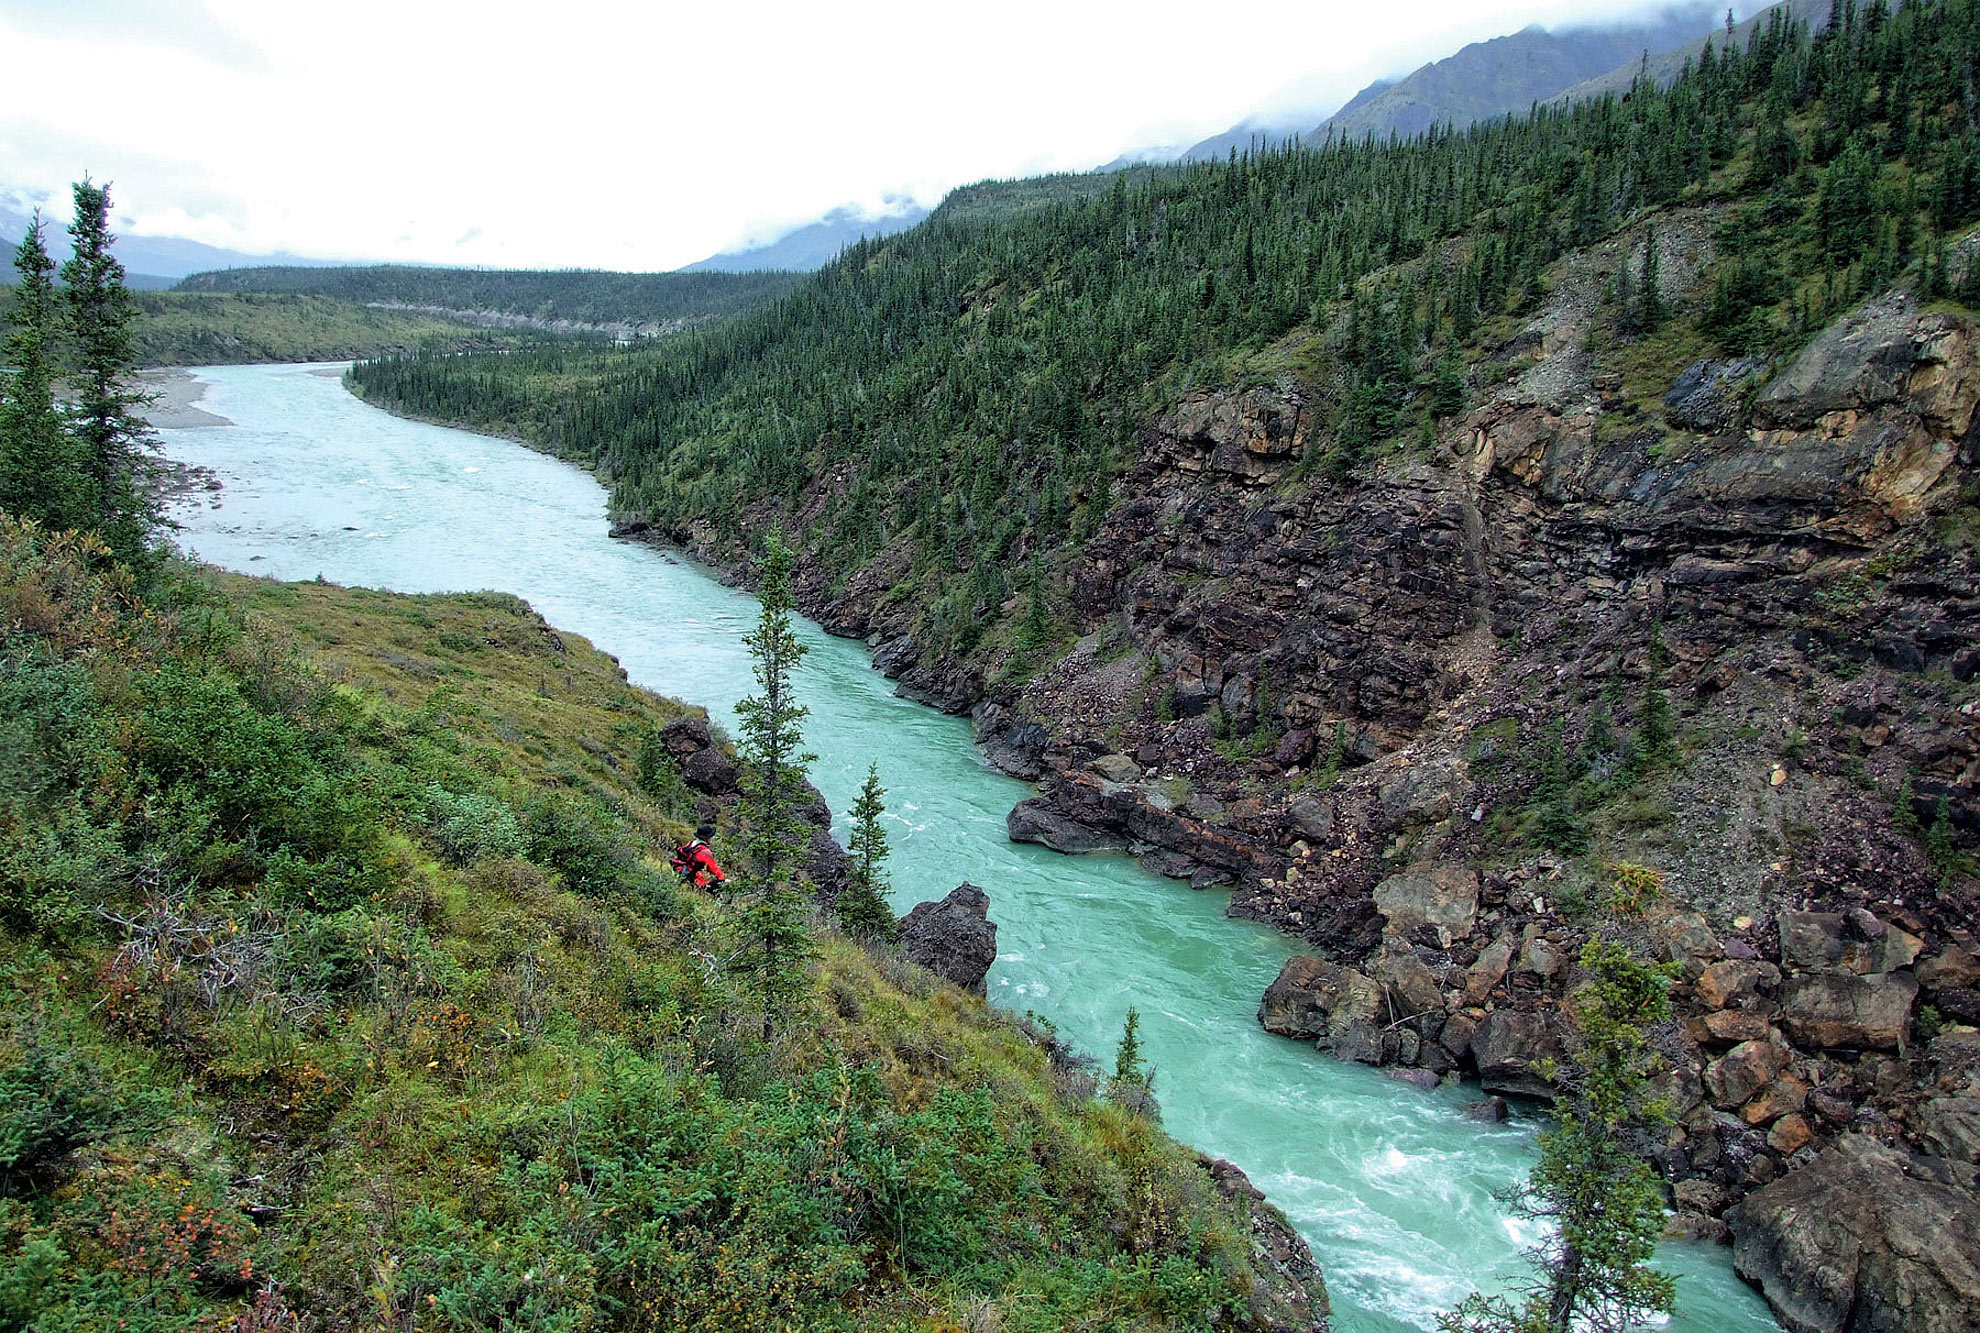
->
1 0 1708 271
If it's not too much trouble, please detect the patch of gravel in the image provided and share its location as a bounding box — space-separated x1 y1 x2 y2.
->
137 368 232 428
1503 207 1720 408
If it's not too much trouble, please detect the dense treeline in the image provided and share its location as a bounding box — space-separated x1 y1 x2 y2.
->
352 0 1980 667
175 264 803 328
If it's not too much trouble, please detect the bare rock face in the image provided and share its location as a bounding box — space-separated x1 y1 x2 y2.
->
1730 1134 1980 1333
1664 356 1768 432
1469 1010 1563 1101
1201 1156 1332 1332
972 702 1048 780
1916 1095 1980 1164
1258 957 1387 1064
898 883 999 996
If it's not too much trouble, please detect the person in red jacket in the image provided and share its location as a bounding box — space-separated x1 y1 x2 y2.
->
672 825 726 889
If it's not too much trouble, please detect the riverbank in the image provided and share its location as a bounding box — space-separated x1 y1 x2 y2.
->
4 511 1331 1329
138 366 233 427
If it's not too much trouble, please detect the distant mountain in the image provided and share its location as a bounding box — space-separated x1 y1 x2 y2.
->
1164 4 1721 163
0 191 344 284
1551 0 1836 104
1317 5 1722 143
681 204 931 273
1167 78 1396 166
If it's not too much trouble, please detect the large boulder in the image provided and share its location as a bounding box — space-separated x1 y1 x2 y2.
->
1470 1010 1563 1100
1695 959 1781 1010
1750 294 1931 430
1730 1134 1980 1333
1005 796 1127 854
1780 909 1924 975
1464 935 1516 1005
1373 865 1479 945
1782 972 1918 1051
1705 1039 1788 1110
1258 957 1387 1064
899 883 999 996
1377 754 1472 827
1372 946 1446 1019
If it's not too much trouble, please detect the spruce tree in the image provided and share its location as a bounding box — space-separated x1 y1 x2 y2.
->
1634 624 1677 771
61 179 158 562
1442 943 1679 1333
837 763 897 941
1638 226 1666 332
0 216 86 530
1106 1005 1159 1120
731 529 817 1037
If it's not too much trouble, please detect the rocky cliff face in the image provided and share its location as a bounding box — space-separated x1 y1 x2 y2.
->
970 281 1977 1332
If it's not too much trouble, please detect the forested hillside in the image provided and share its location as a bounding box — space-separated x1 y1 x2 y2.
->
130 291 527 366
351 8 1980 1329
353 0 1980 667
177 264 803 333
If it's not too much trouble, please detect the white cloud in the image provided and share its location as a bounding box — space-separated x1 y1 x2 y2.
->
0 0 1712 270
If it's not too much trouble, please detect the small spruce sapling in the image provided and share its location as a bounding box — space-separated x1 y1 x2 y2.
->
1106 1005 1160 1121
837 763 898 941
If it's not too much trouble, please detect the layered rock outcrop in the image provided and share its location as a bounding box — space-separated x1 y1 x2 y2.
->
978 281 1976 1329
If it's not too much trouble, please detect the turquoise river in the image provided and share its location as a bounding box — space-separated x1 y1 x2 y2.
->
156 362 1780 1333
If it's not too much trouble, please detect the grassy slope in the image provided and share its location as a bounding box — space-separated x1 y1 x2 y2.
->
130 291 526 367
0 524 1287 1332
172 266 806 329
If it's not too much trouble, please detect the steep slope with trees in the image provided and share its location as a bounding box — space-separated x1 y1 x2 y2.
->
352 7 1980 1328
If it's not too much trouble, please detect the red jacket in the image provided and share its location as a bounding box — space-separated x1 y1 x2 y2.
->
674 839 725 888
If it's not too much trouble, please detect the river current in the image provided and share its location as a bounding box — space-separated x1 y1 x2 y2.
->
157 362 1779 1333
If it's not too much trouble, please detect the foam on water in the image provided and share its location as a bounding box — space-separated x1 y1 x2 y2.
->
158 363 1781 1333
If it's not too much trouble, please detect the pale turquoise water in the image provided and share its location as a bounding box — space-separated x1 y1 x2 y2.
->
158 362 1779 1333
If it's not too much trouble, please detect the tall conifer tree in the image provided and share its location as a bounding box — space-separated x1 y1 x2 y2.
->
0 216 84 529
61 178 157 562
731 529 817 1036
